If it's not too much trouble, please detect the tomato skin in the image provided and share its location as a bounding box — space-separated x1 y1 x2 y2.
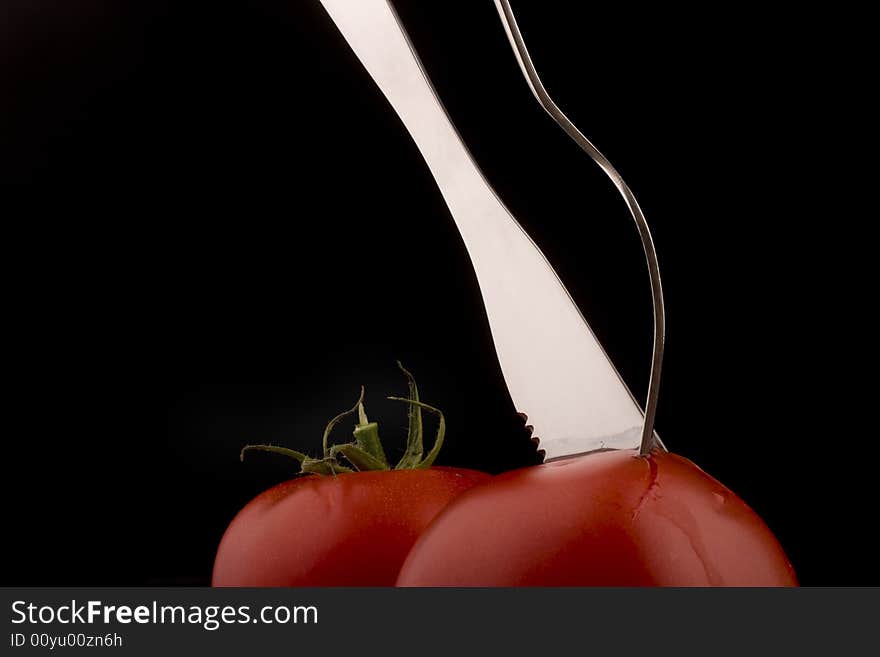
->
397 450 797 586
212 467 490 587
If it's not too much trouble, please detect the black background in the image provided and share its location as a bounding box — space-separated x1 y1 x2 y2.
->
2 1 871 585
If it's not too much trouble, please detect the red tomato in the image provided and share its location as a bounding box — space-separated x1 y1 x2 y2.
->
397 449 797 586
212 467 490 586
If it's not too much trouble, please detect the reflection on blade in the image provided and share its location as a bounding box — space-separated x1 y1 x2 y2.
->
317 0 655 460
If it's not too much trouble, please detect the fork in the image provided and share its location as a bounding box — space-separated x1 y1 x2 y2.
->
317 0 666 460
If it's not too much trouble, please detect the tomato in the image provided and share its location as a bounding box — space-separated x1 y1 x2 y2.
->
212 467 490 586
397 449 797 586
213 364 491 586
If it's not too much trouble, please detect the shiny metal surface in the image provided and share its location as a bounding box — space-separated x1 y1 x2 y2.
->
493 1 664 455
317 0 658 460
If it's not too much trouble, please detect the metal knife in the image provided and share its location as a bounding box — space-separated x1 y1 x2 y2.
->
316 0 665 461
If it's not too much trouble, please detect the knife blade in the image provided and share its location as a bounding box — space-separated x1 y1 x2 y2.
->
316 0 659 460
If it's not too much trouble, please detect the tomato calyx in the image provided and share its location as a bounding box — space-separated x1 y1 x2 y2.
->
240 362 446 475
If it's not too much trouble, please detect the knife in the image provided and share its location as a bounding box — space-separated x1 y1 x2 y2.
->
316 0 665 461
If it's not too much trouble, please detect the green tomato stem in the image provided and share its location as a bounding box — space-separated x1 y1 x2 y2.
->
240 444 309 463
322 387 365 458
353 420 389 466
330 444 390 472
387 397 445 469
394 361 424 469
240 445 354 475
240 364 448 477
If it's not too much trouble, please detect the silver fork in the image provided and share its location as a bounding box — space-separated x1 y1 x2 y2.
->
317 0 666 461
